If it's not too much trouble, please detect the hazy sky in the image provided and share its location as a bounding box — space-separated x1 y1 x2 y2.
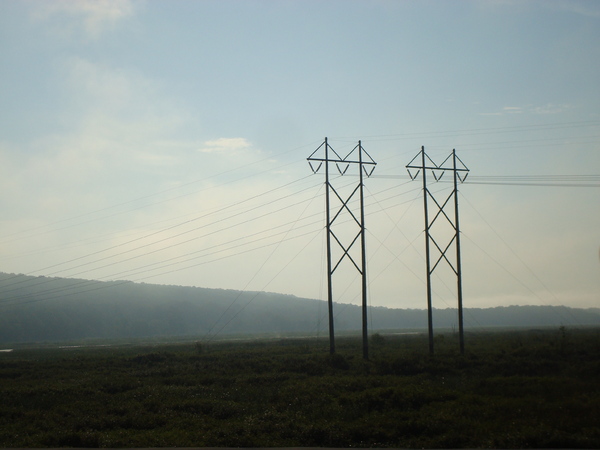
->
0 0 599 320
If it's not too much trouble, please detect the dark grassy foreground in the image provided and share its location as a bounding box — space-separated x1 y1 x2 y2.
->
1 328 599 448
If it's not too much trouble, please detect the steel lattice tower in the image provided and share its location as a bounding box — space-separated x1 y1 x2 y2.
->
308 138 376 359
406 146 469 354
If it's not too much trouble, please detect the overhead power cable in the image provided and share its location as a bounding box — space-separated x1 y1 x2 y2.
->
3 127 597 315
0 175 320 289
0 181 424 308
202 184 323 342
328 119 600 142
0 227 322 310
0 191 318 298
458 193 584 326
367 173 600 188
0 140 324 245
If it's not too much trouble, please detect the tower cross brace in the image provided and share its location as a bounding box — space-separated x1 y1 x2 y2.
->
308 138 376 359
406 146 469 354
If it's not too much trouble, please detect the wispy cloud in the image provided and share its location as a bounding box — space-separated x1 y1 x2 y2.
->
0 56 194 217
503 106 523 114
199 138 252 154
530 103 572 115
480 103 572 116
31 0 135 39
479 106 522 116
67 57 140 110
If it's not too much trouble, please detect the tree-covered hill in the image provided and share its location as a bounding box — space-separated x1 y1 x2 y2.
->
0 272 598 344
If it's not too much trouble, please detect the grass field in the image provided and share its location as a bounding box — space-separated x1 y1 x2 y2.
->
1 327 599 448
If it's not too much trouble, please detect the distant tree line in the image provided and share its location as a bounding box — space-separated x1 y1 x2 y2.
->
0 273 598 344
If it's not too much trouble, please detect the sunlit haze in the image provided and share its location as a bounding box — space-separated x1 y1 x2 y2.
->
0 0 599 313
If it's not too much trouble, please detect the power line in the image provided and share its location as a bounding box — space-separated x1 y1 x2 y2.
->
328 119 600 142
202 187 324 342
0 177 424 309
459 193 584 327
0 175 320 288
0 140 323 245
2 133 597 320
368 173 600 187
0 228 323 310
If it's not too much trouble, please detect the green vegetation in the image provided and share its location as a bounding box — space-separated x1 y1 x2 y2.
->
1 328 599 448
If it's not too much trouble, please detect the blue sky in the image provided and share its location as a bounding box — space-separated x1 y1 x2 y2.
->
0 0 599 318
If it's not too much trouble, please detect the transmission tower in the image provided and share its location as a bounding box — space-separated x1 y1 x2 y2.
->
308 138 376 359
406 146 469 354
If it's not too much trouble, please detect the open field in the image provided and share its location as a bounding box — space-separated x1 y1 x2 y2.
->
1 327 599 448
